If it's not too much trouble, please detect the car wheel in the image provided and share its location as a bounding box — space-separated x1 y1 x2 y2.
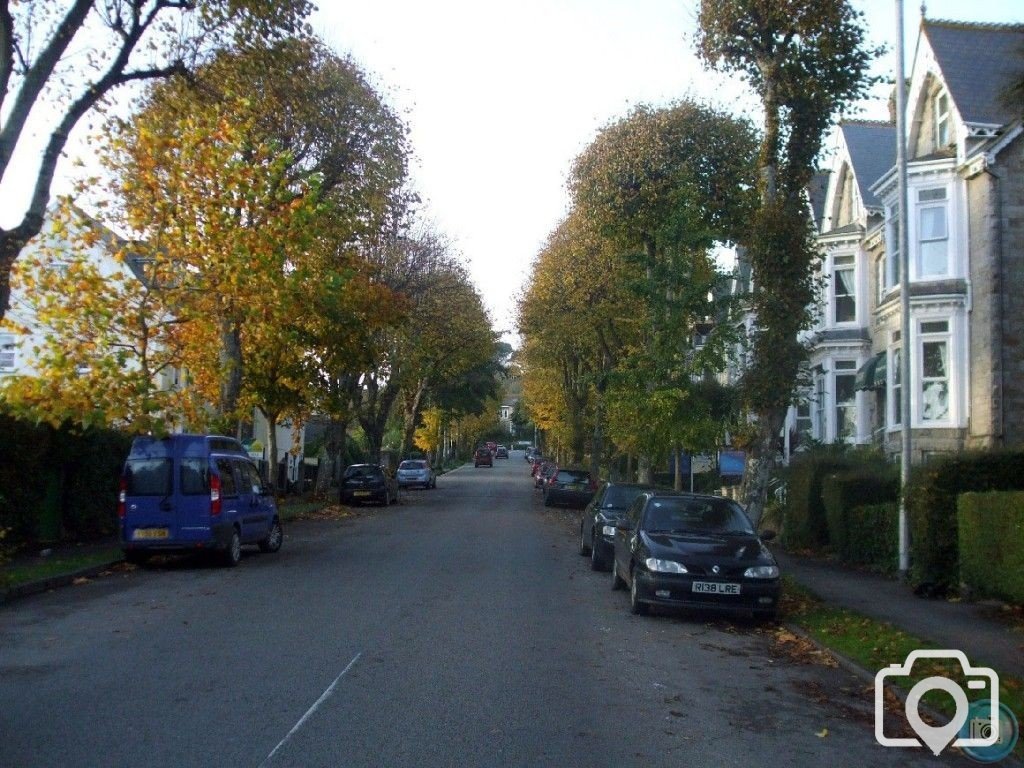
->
611 558 626 591
222 529 242 567
630 572 648 615
590 537 607 571
124 550 150 566
258 519 283 553
578 523 591 556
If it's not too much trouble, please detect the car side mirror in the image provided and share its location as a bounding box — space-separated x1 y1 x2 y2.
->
760 529 777 541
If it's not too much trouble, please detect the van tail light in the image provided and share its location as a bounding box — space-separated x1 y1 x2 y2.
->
117 477 127 519
210 473 222 516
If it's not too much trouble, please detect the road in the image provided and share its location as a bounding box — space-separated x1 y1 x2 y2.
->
0 452 971 767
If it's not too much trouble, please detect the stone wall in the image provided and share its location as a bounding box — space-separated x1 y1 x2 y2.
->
999 134 1024 447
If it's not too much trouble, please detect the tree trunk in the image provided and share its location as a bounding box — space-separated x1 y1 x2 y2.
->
219 320 243 420
262 408 280 489
637 454 652 485
400 379 428 458
673 445 683 491
314 419 348 498
741 408 786 528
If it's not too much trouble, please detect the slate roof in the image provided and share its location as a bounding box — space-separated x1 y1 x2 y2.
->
923 20 1024 127
807 171 830 230
840 121 896 211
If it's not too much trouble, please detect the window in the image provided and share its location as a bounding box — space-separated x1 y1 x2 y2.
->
918 188 948 277
795 400 812 444
124 459 172 496
884 204 901 290
833 255 855 323
920 320 950 422
813 373 826 441
935 92 950 147
891 343 902 426
181 459 210 495
0 334 15 370
835 361 857 441
215 458 239 497
876 257 885 304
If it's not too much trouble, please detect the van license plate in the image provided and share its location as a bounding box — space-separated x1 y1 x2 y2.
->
353 490 371 497
134 528 169 540
692 581 740 595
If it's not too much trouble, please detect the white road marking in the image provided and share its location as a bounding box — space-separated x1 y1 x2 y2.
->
259 652 362 767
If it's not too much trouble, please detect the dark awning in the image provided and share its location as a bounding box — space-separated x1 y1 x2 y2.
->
855 352 886 391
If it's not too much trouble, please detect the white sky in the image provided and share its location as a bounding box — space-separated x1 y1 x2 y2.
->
311 0 1023 344
2 1 1022 346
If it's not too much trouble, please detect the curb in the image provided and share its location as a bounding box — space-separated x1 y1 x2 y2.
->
1 558 125 607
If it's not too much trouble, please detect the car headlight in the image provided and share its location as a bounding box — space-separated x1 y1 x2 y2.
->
744 565 780 579
602 525 617 537
645 558 688 574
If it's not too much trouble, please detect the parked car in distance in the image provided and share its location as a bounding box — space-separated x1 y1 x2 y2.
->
486 441 497 454
579 482 652 570
543 468 596 508
611 491 780 620
495 445 509 459
474 446 493 467
534 460 557 489
340 463 400 506
396 459 436 489
119 434 282 567
525 447 539 462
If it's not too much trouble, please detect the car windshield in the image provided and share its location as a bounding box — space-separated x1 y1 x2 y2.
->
643 497 754 535
602 485 647 509
399 461 426 470
344 465 381 479
555 470 588 483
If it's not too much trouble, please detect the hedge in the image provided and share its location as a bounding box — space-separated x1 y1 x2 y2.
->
822 469 899 564
0 414 131 545
782 447 888 550
957 491 1024 604
844 502 899 570
907 451 1024 592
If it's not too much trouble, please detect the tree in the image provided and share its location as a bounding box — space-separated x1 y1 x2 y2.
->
0 0 313 323
696 0 879 523
564 100 757 478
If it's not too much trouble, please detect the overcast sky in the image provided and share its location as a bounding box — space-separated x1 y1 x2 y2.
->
311 0 1023 344
3 1 1022 346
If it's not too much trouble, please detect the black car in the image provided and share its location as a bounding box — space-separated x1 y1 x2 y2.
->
611 491 780 620
339 463 400 506
579 482 652 570
543 468 596 508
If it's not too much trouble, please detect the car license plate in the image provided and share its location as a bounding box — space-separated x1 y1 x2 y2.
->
692 581 741 595
133 528 169 540
353 490 371 497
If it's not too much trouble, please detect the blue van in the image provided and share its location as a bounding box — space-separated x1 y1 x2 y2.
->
119 434 283 566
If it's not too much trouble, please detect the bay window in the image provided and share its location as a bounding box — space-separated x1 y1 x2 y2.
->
835 360 857 441
920 320 950 422
833 255 856 323
918 188 948 277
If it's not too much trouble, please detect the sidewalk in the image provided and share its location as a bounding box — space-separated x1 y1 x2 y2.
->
775 550 1024 680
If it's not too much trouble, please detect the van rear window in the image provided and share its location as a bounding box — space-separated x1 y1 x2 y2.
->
180 458 210 495
124 459 172 496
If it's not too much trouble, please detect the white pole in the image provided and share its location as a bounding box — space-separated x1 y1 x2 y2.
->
895 0 913 576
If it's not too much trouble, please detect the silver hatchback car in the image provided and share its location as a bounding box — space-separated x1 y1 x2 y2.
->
396 459 437 489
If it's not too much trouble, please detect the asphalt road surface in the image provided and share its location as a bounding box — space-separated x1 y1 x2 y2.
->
1 451 973 767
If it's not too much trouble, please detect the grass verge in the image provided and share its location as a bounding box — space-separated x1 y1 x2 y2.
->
781 575 1024 758
2 546 122 591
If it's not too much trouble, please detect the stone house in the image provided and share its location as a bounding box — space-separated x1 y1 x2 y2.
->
793 18 1024 463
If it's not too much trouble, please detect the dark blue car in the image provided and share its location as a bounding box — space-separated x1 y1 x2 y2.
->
119 434 283 567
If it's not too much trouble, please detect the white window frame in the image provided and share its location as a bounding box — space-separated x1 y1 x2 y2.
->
889 332 902 428
918 319 953 425
884 205 900 291
831 253 857 325
0 333 16 371
813 371 825 442
917 187 949 278
935 91 950 148
834 360 858 443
